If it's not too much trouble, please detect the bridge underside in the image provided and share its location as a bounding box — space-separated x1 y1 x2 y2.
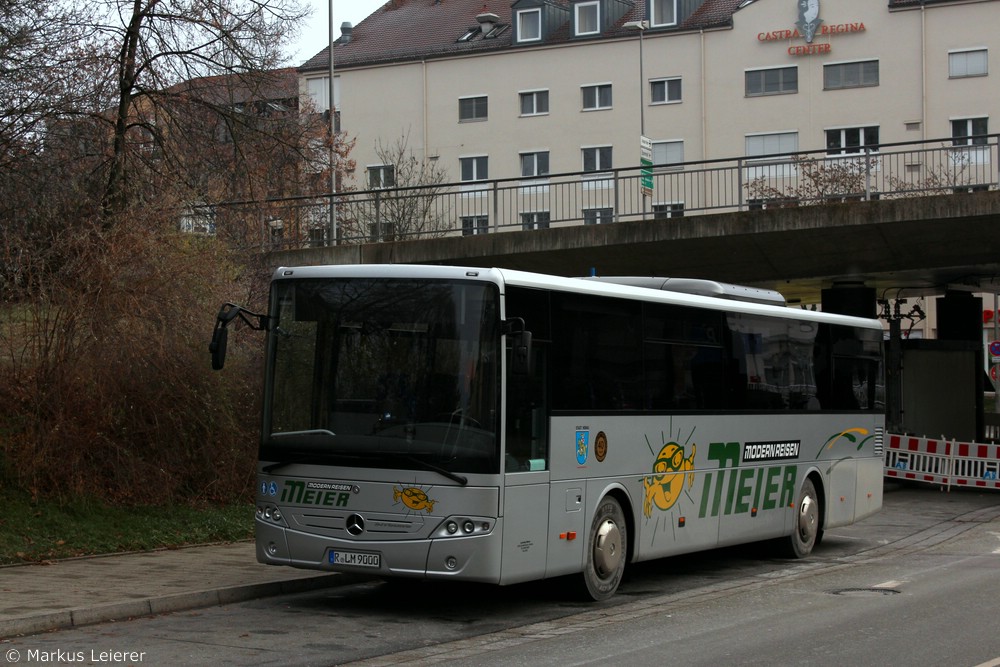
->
272 191 1000 305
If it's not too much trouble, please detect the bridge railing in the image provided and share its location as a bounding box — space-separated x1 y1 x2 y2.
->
204 134 999 249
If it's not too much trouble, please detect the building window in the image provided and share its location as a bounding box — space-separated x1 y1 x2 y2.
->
460 156 489 181
521 211 550 230
583 146 612 173
368 164 395 189
650 77 681 104
520 151 550 178
653 203 685 219
951 118 990 181
652 140 683 168
651 0 677 27
517 8 541 42
306 76 339 113
746 132 798 159
461 215 489 236
307 226 325 247
459 96 488 122
824 60 879 90
949 49 988 78
583 207 614 225
582 84 612 110
575 2 599 36
268 219 284 247
520 90 549 116
370 220 394 241
826 126 879 155
746 66 798 96
952 117 989 146
180 208 216 235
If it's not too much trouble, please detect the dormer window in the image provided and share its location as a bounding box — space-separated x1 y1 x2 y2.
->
575 2 599 36
650 0 677 27
458 23 508 42
517 8 542 42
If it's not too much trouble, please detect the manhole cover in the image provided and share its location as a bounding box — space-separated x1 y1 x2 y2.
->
829 587 900 597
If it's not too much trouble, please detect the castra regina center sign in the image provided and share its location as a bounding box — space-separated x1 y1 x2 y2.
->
757 0 866 56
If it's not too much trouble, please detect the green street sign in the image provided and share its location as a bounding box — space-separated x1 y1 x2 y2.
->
640 136 653 196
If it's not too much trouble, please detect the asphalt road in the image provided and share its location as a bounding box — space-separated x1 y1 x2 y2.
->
4 483 1000 667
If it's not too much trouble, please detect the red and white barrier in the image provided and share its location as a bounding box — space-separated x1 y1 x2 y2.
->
884 433 1000 491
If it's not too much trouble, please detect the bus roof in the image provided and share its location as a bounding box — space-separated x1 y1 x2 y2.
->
271 264 884 331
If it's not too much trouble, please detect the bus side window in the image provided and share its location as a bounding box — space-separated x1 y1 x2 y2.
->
505 345 548 472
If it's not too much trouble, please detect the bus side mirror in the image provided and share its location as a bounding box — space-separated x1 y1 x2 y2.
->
209 302 267 371
209 327 228 370
511 330 532 376
210 303 241 370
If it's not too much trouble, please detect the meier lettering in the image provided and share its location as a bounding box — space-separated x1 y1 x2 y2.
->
699 441 797 518
280 480 351 507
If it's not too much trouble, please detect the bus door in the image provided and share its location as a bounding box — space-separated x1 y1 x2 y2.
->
500 345 552 584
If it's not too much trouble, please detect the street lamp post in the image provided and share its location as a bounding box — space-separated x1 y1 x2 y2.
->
327 1 338 246
624 20 650 220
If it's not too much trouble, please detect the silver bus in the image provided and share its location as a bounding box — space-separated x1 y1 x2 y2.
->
211 264 884 600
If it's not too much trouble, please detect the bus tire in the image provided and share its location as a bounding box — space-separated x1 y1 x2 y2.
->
783 478 820 558
582 496 627 601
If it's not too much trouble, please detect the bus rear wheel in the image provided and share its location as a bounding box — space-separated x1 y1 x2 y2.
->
582 496 627 601
783 478 819 558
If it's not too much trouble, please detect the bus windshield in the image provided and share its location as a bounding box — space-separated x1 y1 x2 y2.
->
263 278 500 476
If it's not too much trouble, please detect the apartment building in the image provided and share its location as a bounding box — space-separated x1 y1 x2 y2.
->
299 0 997 199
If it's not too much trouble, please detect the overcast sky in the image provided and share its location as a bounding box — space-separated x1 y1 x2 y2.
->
288 0 386 65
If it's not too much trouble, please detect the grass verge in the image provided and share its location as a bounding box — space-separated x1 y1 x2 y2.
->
0 488 253 565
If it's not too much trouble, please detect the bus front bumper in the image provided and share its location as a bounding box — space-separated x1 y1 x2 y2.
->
255 518 503 584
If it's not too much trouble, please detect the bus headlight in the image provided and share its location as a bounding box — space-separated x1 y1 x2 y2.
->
432 516 494 539
257 503 288 527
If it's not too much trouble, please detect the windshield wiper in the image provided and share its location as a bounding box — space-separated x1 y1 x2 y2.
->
403 455 468 486
269 429 336 447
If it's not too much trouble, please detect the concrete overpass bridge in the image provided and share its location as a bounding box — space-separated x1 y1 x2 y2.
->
272 189 1000 307
253 136 1000 307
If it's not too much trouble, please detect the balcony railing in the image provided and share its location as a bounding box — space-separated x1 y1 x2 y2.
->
204 134 999 250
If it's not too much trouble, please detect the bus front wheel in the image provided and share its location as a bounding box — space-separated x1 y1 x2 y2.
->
783 478 820 558
582 496 627 601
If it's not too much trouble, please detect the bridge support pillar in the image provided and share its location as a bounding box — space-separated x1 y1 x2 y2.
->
937 291 982 343
821 282 876 319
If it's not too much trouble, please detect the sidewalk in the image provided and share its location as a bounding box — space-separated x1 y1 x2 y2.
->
0 542 352 639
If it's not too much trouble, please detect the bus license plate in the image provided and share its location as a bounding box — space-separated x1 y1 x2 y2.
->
330 550 380 568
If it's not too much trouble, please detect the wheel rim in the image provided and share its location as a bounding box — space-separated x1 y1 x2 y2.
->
797 492 817 543
592 517 622 578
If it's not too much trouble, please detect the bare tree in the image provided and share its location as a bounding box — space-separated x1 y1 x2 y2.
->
745 155 879 207
0 0 336 504
885 143 992 197
56 0 310 217
0 1 92 170
341 133 454 242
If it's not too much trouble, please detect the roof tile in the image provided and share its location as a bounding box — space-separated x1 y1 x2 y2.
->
299 0 743 72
